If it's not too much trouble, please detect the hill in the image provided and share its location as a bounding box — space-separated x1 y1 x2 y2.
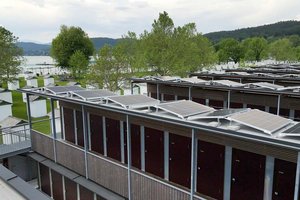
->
18 37 119 56
204 20 300 43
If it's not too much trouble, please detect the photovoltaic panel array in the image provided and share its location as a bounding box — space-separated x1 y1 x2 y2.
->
193 108 247 119
212 80 244 87
45 86 84 94
107 95 160 109
71 89 116 100
250 82 284 90
228 109 291 134
180 77 207 84
156 100 214 119
282 123 300 136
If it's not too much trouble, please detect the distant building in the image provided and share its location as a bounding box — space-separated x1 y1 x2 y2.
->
0 100 12 121
27 96 47 118
7 79 20 90
26 77 38 88
0 88 12 103
43 75 54 87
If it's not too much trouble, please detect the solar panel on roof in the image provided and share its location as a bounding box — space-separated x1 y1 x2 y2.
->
45 86 84 94
228 109 291 134
249 82 284 90
107 95 159 109
198 108 247 118
71 89 116 100
282 123 300 136
180 77 207 84
212 80 244 87
156 100 214 119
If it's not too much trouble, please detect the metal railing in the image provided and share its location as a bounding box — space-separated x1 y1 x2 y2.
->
0 124 30 145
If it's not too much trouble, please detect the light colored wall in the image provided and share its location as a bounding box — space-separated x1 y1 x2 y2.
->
26 79 38 87
0 92 12 103
7 81 20 90
44 78 54 86
30 100 47 117
0 105 12 121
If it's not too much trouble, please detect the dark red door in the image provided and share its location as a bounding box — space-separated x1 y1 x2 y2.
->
177 96 188 100
272 159 296 200
197 140 225 200
90 114 104 155
106 118 121 161
294 110 300 121
63 107 75 144
169 133 191 188
39 163 51 196
209 99 224 109
192 98 206 105
51 170 63 200
230 149 265 200
80 186 94 200
76 110 84 147
230 102 243 108
131 124 141 169
163 94 175 101
65 177 77 200
145 127 164 178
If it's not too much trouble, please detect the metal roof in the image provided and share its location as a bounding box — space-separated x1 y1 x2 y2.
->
248 82 284 90
156 100 214 119
188 108 248 120
70 89 116 101
211 80 244 87
107 94 160 109
228 109 292 134
44 86 84 95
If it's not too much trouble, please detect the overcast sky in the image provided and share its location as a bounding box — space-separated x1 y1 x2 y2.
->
1 0 300 43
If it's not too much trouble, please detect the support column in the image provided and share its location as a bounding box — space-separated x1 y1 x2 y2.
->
102 117 107 156
294 152 300 200
290 109 295 120
189 87 192 100
263 156 275 200
25 93 32 129
156 84 160 100
190 129 196 200
60 106 65 140
223 146 233 200
227 90 231 109
164 131 169 180
140 126 145 171
50 99 57 163
277 95 281 116
130 81 134 95
74 110 78 145
81 105 89 179
126 115 132 200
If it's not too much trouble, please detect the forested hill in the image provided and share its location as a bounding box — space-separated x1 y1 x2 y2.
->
204 20 300 43
17 37 120 56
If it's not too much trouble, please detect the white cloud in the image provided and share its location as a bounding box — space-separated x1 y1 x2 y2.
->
0 0 299 42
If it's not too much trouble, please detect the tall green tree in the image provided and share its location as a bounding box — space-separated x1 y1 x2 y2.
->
268 38 296 62
68 50 89 78
51 25 94 73
0 26 23 84
242 37 267 62
217 38 244 63
88 44 129 91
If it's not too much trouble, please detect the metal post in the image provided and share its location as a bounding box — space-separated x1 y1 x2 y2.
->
126 115 132 200
277 95 281 116
50 99 57 162
140 126 145 171
190 129 196 200
61 106 65 140
164 131 169 180
74 110 78 145
227 90 231 109
81 105 89 179
294 152 300 200
189 87 192 100
156 84 160 100
130 81 134 95
102 117 107 156
25 93 32 129
223 146 233 200
263 156 274 200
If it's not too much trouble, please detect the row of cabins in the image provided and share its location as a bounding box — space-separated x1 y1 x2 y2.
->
21 85 300 200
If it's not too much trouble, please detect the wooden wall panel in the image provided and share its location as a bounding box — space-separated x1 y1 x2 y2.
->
56 141 85 176
87 153 128 197
65 177 77 200
80 186 94 200
51 170 63 200
160 85 189 97
31 130 54 160
131 171 190 200
76 110 84 147
131 124 141 169
106 118 121 161
39 163 51 196
90 114 104 155
63 107 75 144
86 106 126 121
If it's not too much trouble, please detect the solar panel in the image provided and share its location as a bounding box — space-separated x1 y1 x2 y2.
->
191 108 248 119
249 82 284 90
282 123 300 136
71 89 116 100
180 77 207 84
228 109 291 134
156 100 214 119
45 86 84 94
107 95 160 109
212 80 244 87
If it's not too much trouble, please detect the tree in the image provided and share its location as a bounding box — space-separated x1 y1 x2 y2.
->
68 50 89 78
217 38 244 63
0 26 23 84
268 38 296 62
88 44 129 91
242 37 267 62
51 25 94 72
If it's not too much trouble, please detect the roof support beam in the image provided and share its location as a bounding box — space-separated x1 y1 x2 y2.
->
81 105 89 179
50 99 57 163
277 94 281 116
223 146 232 200
263 156 274 200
